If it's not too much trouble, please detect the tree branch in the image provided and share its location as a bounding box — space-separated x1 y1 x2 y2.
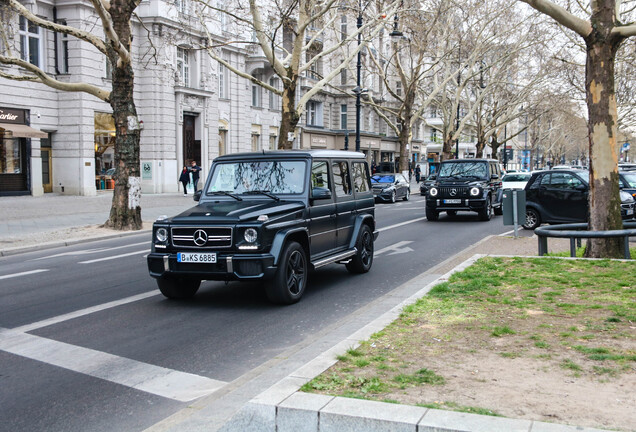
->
520 0 592 37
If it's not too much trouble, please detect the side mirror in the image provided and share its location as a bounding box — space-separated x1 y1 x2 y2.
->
311 187 332 200
430 175 437 180
491 173 499 180
575 184 587 191
194 190 202 201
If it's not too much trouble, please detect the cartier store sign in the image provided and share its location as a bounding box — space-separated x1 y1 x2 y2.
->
0 107 26 124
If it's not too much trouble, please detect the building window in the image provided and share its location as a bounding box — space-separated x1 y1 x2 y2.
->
19 16 42 67
177 48 190 87
251 133 260 151
251 75 262 107
218 58 229 99
396 81 402 96
56 20 69 74
306 101 323 127
218 0 228 32
269 77 280 110
340 68 347 85
340 15 347 41
340 104 348 130
176 0 188 14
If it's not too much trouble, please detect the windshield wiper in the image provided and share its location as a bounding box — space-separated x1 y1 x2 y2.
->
210 191 242 201
242 190 281 201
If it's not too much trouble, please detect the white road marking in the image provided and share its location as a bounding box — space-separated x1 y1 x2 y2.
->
0 269 49 280
31 242 149 261
377 216 427 232
14 291 159 333
374 241 414 256
0 328 226 402
79 249 148 264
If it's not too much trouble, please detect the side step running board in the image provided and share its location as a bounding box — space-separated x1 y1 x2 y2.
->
312 248 357 269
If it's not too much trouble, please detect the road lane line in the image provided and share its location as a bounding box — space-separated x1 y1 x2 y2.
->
0 328 226 402
374 241 414 256
14 291 159 333
377 216 427 232
31 241 149 261
79 249 148 264
0 269 49 280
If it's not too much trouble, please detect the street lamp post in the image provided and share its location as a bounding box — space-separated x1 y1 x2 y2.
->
455 48 461 159
355 1 363 153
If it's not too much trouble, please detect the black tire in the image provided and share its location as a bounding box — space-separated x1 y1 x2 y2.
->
266 241 307 304
346 224 374 274
403 189 410 201
494 204 503 216
426 208 439 221
390 190 397 203
478 196 493 221
446 210 457 217
157 276 200 299
523 207 541 230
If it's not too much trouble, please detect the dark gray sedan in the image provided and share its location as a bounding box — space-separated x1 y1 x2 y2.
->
371 173 410 203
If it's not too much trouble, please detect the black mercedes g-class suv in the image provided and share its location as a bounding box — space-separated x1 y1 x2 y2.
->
147 150 378 304
425 158 503 221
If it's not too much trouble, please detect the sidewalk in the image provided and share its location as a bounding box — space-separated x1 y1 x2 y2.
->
2 192 601 432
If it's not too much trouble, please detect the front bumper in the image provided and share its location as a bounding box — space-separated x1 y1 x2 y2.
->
426 197 488 212
373 190 394 202
147 252 276 281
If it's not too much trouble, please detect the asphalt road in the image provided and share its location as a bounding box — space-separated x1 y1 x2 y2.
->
0 196 513 432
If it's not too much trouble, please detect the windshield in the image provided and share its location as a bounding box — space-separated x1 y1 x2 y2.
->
503 173 531 182
622 173 636 188
371 175 395 183
207 160 306 195
438 162 488 179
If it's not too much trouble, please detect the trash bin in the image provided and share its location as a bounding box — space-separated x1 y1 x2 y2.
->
100 179 105 190
503 189 526 226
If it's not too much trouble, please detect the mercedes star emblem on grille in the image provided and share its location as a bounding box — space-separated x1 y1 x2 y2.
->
193 229 208 246
450 189 457 196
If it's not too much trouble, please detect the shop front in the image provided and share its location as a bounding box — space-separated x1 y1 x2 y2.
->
0 107 47 196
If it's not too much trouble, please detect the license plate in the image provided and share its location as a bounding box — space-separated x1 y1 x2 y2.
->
444 199 461 204
177 252 217 263
628 209 634 216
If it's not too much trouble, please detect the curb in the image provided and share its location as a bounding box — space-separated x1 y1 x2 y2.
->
222 253 612 432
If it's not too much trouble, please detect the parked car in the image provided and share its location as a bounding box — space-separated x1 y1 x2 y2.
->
619 163 636 172
620 171 636 199
502 172 532 190
419 174 436 196
147 150 378 304
371 173 410 203
425 158 503 221
522 168 635 229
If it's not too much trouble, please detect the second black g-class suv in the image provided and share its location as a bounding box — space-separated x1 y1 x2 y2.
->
147 150 378 304
425 159 503 221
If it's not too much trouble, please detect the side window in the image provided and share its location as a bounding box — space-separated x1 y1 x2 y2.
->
352 161 370 193
551 173 574 189
311 161 331 190
540 173 551 187
332 161 352 196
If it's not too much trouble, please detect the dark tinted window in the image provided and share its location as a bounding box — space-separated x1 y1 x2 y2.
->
550 173 583 189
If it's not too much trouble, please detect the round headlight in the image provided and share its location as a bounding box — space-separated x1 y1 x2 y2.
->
470 187 480 196
429 187 438 197
155 227 168 242
244 228 258 243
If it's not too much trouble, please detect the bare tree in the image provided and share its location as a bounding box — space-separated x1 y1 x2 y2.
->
0 0 143 230
519 0 636 258
191 0 399 149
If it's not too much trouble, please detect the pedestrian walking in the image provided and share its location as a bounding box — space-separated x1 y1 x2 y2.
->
415 165 421 183
179 166 190 196
189 160 202 191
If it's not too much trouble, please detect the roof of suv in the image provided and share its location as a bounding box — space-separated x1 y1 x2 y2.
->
215 150 366 162
441 158 498 163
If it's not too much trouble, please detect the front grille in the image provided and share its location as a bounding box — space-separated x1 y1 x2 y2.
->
438 186 470 198
171 226 232 248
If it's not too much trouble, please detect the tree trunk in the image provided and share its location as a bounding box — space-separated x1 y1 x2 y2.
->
277 80 300 150
397 124 410 173
583 11 624 258
104 0 142 230
442 134 454 161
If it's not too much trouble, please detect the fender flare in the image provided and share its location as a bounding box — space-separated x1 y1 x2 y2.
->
348 214 377 249
269 227 309 266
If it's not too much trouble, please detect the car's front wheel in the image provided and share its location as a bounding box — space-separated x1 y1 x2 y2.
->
478 196 493 221
403 189 410 201
157 276 200 299
390 190 397 203
523 208 541 230
346 224 374 274
266 241 307 304
426 208 439 221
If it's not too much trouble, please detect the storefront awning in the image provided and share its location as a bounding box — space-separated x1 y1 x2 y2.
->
0 123 48 139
